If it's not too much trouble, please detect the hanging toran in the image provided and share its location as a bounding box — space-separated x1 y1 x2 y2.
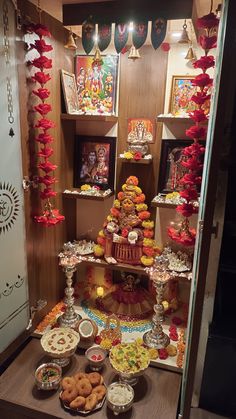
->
168 12 219 246
27 23 65 226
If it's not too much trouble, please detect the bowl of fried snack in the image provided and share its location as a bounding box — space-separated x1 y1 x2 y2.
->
60 371 106 414
109 342 150 386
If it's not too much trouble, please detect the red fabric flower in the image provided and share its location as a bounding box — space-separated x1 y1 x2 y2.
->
197 12 219 29
138 211 150 220
37 147 54 158
168 227 196 246
32 71 51 85
38 161 57 173
117 192 124 201
35 133 54 144
143 229 154 238
158 348 168 360
32 55 52 70
134 151 142 161
169 332 178 341
181 157 203 171
188 109 208 123
35 209 65 227
34 103 52 116
33 23 51 38
110 207 120 218
193 55 215 72
121 228 129 238
176 203 197 217
143 246 155 257
40 188 57 199
31 39 53 53
183 142 205 157
179 188 198 201
35 118 55 130
95 335 102 344
33 88 50 100
38 175 56 186
172 316 183 326
161 42 170 52
199 35 217 51
186 125 206 140
191 73 213 88
180 174 202 186
191 92 211 106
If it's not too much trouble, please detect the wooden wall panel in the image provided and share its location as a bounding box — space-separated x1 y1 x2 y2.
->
17 0 75 322
117 46 168 208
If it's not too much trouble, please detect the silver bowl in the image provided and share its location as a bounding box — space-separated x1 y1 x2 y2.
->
107 382 134 415
35 362 62 390
85 345 107 371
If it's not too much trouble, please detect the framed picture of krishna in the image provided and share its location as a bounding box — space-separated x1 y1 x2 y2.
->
75 55 119 115
158 139 195 194
169 75 198 115
74 136 116 190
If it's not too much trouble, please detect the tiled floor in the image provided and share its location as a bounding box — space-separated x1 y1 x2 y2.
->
190 408 230 419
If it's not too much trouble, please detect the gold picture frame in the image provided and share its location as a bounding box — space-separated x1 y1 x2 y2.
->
169 75 198 115
60 69 80 114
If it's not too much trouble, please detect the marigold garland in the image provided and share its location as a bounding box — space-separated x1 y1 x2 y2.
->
27 23 64 226
168 12 219 246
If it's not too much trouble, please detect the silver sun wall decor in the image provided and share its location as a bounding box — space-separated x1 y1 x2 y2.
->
143 256 172 349
58 242 82 328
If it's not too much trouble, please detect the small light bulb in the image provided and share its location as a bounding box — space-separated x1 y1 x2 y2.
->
128 21 134 32
93 34 99 42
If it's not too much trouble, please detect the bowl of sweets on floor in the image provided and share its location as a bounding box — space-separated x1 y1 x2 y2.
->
85 345 107 371
40 327 80 367
107 381 134 415
109 342 150 386
35 362 62 390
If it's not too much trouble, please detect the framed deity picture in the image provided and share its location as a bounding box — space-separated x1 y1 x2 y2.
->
169 75 198 115
127 118 155 144
158 139 204 194
75 55 119 115
61 70 80 114
74 136 116 190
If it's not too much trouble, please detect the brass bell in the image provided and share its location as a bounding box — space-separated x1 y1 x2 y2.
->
93 47 102 62
178 20 190 44
128 45 141 60
64 31 77 50
185 46 196 60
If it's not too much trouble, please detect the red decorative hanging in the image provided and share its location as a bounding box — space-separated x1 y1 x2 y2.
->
27 23 64 227
168 12 219 246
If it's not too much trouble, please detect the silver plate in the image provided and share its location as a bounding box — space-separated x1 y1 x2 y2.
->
60 388 106 415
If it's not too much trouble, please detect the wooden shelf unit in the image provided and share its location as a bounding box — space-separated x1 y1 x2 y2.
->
61 113 118 122
119 157 153 164
63 190 114 201
157 115 192 122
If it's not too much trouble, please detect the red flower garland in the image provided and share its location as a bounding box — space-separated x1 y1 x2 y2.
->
28 23 64 226
168 12 219 246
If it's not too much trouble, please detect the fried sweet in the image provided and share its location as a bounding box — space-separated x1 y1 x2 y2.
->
84 393 98 411
92 384 106 402
76 378 92 397
69 396 86 410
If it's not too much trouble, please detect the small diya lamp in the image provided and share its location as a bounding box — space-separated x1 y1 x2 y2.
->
85 345 107 371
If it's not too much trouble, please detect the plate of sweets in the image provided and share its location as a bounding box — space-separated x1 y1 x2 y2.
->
60 371 106 415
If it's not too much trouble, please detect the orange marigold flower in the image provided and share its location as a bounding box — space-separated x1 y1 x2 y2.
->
110 207 120 217
138 210 150 220
97 236 106 246
134 193 145 203
143 246 155 257
143 229 154 238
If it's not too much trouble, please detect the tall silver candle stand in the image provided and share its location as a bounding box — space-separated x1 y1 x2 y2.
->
58 243 82 328
143 256 172 349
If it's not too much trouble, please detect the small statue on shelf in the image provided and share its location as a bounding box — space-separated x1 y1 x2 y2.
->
94 176 160 267
127 118 154 157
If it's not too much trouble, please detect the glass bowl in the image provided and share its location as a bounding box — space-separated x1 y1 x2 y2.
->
107 382 134 415
109 342 150 386
35 362 62 390
40 328 80 367
85 345 107 371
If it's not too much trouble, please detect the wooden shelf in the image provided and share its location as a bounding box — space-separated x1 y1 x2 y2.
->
119 157 152 164
151 199 177 209
61 113 118 122
63 190 114 201
80 257 148 275
157 114 192 122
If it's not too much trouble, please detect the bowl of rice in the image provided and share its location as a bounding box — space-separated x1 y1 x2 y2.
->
107 382 134 415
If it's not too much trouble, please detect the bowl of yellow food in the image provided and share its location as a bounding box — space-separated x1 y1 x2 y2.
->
109 342 150 386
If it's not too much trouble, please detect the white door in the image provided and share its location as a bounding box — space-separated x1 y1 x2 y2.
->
0 0 29 353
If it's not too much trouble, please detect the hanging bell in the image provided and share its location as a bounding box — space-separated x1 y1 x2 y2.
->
178 21 190 44
64 31 77 50
185 46 196 60
93 47 102 62
128 45 141 60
